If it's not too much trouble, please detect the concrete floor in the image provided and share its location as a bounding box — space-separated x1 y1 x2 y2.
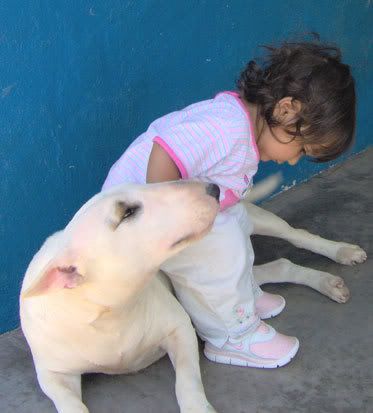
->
1 148 372 413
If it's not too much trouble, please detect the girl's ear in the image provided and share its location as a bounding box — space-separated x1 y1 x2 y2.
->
274 97 302 125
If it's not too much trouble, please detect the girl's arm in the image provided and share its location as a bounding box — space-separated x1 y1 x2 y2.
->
146 142 181 183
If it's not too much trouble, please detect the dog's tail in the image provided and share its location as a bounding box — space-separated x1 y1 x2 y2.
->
244 173 282 203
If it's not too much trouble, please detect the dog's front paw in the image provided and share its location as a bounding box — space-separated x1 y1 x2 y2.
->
320 275 350 303
335 243 367 265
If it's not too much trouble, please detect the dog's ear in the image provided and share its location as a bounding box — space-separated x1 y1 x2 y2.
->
22 252 84 298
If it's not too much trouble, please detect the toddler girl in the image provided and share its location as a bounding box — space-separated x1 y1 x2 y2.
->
102 39 356 368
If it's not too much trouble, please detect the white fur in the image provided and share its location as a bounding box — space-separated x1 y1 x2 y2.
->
20 180 367 413
20 181 219 413
246 202 366 303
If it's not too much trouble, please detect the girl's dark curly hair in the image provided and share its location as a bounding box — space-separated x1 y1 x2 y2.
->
237 36 356 162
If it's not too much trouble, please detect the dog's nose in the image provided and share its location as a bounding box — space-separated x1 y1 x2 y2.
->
206 184 220 201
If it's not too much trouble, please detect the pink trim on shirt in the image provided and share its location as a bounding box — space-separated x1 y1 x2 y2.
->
153 136 189 179
219 91 260 162
220 189 240 211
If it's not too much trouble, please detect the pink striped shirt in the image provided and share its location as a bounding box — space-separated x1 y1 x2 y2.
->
102 91 259 210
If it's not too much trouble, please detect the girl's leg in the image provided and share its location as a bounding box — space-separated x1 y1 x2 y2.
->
162 202 257 347
234 203 286 320
161 203 299 367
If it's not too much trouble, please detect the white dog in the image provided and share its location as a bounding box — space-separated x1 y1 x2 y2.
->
20 180 367 413
21 181 220 413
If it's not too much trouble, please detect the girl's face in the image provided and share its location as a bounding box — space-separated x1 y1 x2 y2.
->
256 125 308 165
254 97 312 165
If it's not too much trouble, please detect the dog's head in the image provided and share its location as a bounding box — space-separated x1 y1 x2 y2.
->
22 181 219 304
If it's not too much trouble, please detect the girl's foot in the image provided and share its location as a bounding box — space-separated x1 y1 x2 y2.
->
204 321 299 368
255 291 286 319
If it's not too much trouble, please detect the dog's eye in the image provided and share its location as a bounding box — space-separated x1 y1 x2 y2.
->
109 201 143 230
122 206 139 220
115 201 141 225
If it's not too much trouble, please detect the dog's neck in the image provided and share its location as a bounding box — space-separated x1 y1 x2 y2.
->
29 268 158 327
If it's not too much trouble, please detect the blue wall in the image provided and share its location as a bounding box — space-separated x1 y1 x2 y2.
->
1 1 372 333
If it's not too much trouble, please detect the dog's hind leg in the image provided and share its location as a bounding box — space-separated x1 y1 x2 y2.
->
36 368 88 413
245 202 367 265
162 322 217 413
253 258 350 303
